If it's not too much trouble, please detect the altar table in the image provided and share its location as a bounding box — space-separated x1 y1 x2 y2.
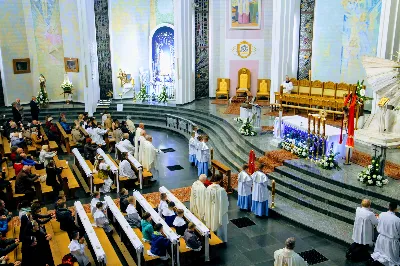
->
273 115 347 157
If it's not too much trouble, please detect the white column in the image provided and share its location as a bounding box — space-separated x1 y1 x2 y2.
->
270 0 300 104
77 0 100 116
174 0 195 104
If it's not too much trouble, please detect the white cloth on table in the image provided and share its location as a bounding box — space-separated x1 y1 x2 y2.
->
190 180 206 220
237 170 253 196
251 171 269 202
274 248 308 266
371 211 400 266
204 184 229 242
92 128 107 146
189 137 196 155
134 127 143 158
119 159 136 179
281 81 294 94
119 139 135 154
352 207 378 245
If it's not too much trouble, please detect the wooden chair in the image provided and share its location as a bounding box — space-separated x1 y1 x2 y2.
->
215 78 230 100
236 68 251 98
310 80 323 108
298 79 311 95
256 79 270 102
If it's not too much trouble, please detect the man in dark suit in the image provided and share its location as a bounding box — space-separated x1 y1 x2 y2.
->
11 102 22 123
30 96 40 121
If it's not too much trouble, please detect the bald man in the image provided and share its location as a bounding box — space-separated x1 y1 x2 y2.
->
190 175 207 220
119 133 135 154
15 165 38 201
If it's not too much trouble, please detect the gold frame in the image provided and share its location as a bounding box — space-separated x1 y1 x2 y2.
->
64 57 79 73
236 41 252 58
13 58 31 74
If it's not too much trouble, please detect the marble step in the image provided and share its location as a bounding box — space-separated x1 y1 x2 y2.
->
283 159 399 204
275 165 388 212
267 181 355 225
270 194 353 244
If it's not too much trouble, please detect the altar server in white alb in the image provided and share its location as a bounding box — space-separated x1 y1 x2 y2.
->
197 135 210 176
138 131 147 163
251 163 269 217
92 123 108 146
274 237 308 266
190 175 207 220
352 199 378 245
204 183 229 242
119 133 135 154
371 202 400 266
195 135 203 167
119 152 136 179
142 135 160 180
189 132 197 165
68 231 90 266
134 123 144 158
237 164 253 211
281 75 293 94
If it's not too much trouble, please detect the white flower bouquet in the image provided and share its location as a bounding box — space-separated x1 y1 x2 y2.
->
280 138 308 158
239 118 257 136
357 156 388 187
60 80 73 93
315 143 339 170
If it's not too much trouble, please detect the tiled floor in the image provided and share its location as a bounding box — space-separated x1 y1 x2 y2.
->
47 127 365 266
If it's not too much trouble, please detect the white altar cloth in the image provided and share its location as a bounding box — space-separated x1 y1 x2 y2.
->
273 115 347 156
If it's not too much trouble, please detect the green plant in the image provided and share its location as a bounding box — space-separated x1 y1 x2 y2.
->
137 85 149 101
157 85 168 103
358 156 388 187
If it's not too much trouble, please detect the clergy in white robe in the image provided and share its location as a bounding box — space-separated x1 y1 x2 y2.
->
142 135 160 179
251 165 269 217
371 203 400 266
91 124 108 146
197 136 210 176
119 133 135 154
190 176 207 220
134 123 144 158
204 183 229 242
237 165 253 211
195 135 202 167
282 75 294 94
119 152 136 179
352 199 378 245
126 115 135 134
274 237 308 266
189 132 197 164
69 231 90 266
138 132 147 163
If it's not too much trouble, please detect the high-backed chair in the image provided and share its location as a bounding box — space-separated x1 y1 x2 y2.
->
256 79 270 102
236 68 251 98
215 78 230 100
298 79 311 95
322 81 336 99
310 80 323 107
335 82 350 99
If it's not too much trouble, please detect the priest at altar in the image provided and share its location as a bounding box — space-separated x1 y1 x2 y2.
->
281 75 293 94
142 135 160 180
274 237 308 266
204 183 229 243
190 175 207 220
134 123 144 158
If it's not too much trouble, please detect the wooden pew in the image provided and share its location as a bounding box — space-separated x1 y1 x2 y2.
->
74 201 117 266
96 148 119 192
9 180 25 207
72 148 95 194
79 126 89 139
56 122 75 153
86 160 105 192
211 159 232 193
159 186 223 262
104 196 142 266
53 156 80 199
133 191 180 265
2 136 11 157
31 167 53 202
105 154 131 191
40 126 59 151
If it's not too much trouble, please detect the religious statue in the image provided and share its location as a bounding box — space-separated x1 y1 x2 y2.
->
39 74 46 91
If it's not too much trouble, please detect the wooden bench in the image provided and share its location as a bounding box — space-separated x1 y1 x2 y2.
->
40 126 59 151
106 154 132 190
53 156 79 198
9 180 25 207
71 164 91 194
2 137 11 157
27 145 37 155
6 218 18 263
211 159 232 192
133 228 159 262
31 167 53 202
56 122 75 153
85 160 105 191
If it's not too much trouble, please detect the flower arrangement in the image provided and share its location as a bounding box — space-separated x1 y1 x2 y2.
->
157 85 168 103
234 117 244 124
37 74 49 107
280 137 308 158
60 80 73 93
137 85 149 101
314 143 339 170
357 156 389 187
239 118 257 136
355 80 372 105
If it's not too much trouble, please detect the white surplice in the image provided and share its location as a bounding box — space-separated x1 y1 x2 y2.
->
251 171 269 202
237 170 253 197
282 81 293 94
158 200 168 216
119 159 136 179
126 204 139 215
142 141 160 178
126 119 135 134
274 248 308 266
204 184 229 242
138 136 147 163
352 207 378 245
119 139 135 154
371 211 400 266
134 127 143 158
92 128 107 145
198 142 210 164
189 137 196 155
86 127 94 138
190 180 206 220
90 198 107 215
69 239 90 266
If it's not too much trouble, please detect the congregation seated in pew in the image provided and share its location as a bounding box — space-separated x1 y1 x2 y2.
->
149 223 171 261
173 209 187 236
141 212 154 243
183 222 202 252
93 202 113 234
119 188 129 213
68 231 90 266
125 196 141 228
162 201 176 227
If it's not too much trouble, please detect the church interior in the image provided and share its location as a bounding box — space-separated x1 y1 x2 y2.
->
0 0 399 265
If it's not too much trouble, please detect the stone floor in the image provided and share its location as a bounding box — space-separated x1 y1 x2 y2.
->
49 127 365 266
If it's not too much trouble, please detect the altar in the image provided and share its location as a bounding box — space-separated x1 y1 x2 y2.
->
274 115 347 157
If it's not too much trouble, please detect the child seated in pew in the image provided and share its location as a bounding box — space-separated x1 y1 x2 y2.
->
158 193 168 216
173 209 187 237
162 202 176 227
125 196 141 228
183 223 202 251
93 202 113 234
140 212 153 243
68 231 90 266
119 188 129 213
90 191 107 214
149 223 171 262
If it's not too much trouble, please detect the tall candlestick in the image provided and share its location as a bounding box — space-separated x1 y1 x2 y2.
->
308 114 311 134
316 116 320 135
322 118 326 137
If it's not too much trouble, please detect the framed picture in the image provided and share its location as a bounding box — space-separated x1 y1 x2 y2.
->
64 57 79 72
13 58 31 74
230 0 261 30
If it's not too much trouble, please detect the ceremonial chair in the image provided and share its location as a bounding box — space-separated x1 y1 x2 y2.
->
236 68 251 98
321 81 337 119
310 80 323 108
215 78 230 100
256 79 270 102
